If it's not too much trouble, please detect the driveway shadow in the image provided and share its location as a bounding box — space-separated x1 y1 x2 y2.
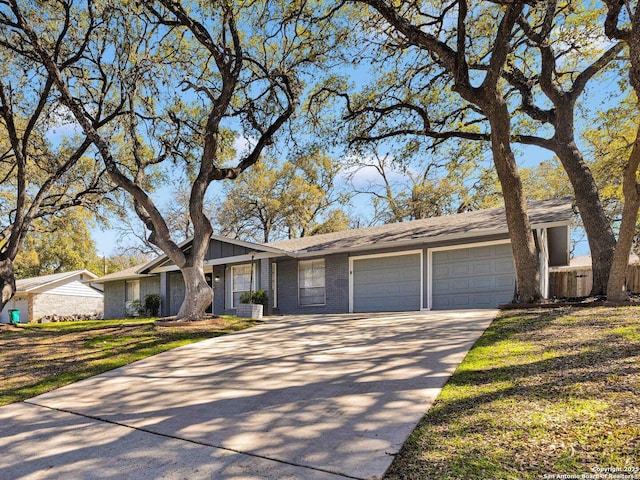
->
0 311 496 479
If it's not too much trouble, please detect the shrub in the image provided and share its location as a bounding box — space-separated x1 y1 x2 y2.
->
143 294 161 316
239 290 268 308
127 299 143 317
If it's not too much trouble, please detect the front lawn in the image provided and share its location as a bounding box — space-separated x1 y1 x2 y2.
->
0 316 260 406
385 306 640 479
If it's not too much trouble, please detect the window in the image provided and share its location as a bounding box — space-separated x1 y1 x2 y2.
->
125 280 140 303
298 259 325 306
231 264 254 308
125 280 140 316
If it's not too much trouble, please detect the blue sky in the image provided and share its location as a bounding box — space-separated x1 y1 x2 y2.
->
85 3 623 261
90 138 587 259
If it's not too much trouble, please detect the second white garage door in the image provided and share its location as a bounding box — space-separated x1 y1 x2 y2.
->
351 252 422 313
431 243 515 309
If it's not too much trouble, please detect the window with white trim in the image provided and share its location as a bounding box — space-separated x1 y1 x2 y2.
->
298 259 325 306
231 264 253 308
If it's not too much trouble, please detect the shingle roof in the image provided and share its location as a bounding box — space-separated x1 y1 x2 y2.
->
96 198 574 282
95 264 147 283
16 270 98 292
266 198 574 253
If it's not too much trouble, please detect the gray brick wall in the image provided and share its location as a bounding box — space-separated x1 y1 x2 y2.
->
259 259 273 315
32 293 103 321
167 272 186 316
274 253 349 315
104 281 125 319
140 276 160 301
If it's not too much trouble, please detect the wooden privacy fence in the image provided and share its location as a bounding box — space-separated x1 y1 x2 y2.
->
550 265 640 298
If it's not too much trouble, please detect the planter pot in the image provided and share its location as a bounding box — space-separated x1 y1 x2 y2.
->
236 303 263 319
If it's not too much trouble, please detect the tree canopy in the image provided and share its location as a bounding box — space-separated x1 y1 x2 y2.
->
1 0 639 311
216 150 350 242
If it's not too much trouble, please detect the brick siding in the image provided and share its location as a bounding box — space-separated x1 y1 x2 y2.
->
274 253 349 315
31 293 103 322
104 281 126 319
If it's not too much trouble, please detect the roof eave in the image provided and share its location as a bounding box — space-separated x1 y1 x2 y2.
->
139 234 295 274
90 273 155 284
292 220 571 258
20 270 99 293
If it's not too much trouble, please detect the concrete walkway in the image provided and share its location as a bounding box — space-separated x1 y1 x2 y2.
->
0 310 497 479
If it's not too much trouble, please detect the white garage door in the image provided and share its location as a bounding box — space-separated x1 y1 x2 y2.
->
351 252 422 313
431 243 515 309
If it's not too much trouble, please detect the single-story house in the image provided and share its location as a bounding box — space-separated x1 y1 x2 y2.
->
0 270 104 323
96 198 573 318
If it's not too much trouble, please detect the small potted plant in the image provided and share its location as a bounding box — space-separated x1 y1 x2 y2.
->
237 290 267 319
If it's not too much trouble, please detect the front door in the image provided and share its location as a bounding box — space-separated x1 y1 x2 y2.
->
205 273 213 314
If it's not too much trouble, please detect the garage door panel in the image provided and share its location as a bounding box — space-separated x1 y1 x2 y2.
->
357 271 420 287
496 275 515 289
433 265 451 277
452 264 471 275
431 244 515 310
495 259 514 273
472 277 492 289
473 263 493 275
352 253 421 313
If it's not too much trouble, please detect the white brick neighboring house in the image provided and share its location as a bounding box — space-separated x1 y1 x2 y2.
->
0 270 103 324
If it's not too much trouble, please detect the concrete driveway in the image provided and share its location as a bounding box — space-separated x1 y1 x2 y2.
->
0 310 497 479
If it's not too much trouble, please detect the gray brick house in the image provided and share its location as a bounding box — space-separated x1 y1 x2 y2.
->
97 198 574 318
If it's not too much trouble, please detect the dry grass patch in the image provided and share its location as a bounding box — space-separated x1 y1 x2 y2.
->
0 316 260 406
385 307 640 480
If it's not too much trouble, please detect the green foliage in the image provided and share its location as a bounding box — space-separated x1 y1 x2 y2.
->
239 290 268 308
584 95 639 219
386 307 640 479
143 294 161 317
0 316 259 406
14 210 103 278
521 158 573 201
128 299 144 317
216 151 351 242
309 209 351 235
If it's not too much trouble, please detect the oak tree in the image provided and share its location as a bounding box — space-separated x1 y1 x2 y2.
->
603 0 640 301
340 0 542 302
1 0 310 320
0 2 112 311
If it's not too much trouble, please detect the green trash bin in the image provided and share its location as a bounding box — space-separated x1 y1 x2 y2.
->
9 309 20 325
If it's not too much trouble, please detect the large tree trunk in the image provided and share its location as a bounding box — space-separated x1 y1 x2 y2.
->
485 99 541 303
0 258 16 313
607 132 640 302
606 6 640 302
553 142 616 296
175 265 213 321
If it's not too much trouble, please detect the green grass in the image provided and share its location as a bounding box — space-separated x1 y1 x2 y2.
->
0 316 260 406
17 318 157 331
385 307 640 479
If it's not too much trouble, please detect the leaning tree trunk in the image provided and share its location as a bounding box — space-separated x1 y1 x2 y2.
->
607 131 640 302
0 257 17 313
553 142 616 296
176 264 213 321
485 99 541 303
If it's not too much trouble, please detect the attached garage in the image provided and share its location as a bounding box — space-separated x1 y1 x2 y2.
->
430 242 515 309
350 251 422 313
